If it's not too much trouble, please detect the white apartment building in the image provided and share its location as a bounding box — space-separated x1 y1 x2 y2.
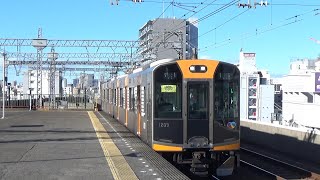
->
282 58 320 129
63 84 73 96
23 70 62 97
238 51 274 123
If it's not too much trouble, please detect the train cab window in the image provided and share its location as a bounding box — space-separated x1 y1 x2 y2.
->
188 82 209 120
214 63 240 124
154 64 182 118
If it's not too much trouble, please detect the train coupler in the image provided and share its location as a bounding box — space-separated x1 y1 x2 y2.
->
190 152 209 175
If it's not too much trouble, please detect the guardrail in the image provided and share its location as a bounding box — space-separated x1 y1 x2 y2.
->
0 94 95 110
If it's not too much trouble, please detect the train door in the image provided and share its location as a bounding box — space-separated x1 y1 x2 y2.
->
146 83 151 144
137 85 141 136
186 81 210 146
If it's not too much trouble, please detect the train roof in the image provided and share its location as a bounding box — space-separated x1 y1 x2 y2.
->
150 58 176 67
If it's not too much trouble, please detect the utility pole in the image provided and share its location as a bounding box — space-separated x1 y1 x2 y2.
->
32 28 47 109
48 46 58 109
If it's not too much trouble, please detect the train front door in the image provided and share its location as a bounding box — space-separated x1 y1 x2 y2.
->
186 81 210 147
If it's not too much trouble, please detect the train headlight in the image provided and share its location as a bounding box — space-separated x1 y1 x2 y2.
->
200 66 207 72
189 65 207 73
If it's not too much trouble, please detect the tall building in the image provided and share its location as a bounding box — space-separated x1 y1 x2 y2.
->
73 79 79 88
79 73 94 89
282 58 320 129
139 18 198 62
238 51 274 123
62 78 67 89
23 70 62 96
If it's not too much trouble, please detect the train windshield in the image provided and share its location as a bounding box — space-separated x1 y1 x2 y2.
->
214 63 240 125
154 63 182 118
188 82 209 120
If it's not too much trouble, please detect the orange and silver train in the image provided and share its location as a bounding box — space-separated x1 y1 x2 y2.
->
100 58 240 175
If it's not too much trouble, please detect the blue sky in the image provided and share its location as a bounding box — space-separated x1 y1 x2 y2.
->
1 0 320 83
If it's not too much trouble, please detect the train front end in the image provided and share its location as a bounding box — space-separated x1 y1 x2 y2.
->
152 59 240 176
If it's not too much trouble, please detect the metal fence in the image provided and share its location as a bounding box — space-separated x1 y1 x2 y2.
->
0 94 95 110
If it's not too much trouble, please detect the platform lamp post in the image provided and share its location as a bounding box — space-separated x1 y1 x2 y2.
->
29 88 32 111
1 51 6 119
7 83 11 108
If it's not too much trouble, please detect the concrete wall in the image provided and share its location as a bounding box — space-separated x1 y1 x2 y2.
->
283 100 320 128
241 120 320 164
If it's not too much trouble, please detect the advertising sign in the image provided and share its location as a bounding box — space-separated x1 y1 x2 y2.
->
316 72 320 92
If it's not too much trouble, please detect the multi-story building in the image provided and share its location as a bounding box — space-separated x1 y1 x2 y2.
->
73 79 79 88
23 70 62 96
238 51 275 123
139 18 198 62
282 58 320 129
79 73 94 89
63 84 73 96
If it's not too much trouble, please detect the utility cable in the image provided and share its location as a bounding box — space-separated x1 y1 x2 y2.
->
199 8 319 53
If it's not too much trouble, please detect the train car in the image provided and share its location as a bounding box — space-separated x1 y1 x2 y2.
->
100 58 240 176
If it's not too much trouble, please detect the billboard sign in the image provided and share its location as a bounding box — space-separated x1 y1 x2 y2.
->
316 72 320 92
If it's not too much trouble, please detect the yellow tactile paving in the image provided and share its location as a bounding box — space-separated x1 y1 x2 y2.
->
88 111 138 180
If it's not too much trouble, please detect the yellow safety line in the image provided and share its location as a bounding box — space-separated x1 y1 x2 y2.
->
87 111 138 180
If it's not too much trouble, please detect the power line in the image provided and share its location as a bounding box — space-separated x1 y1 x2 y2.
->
154 0 240 56
199 8 320 53
131 0 320 7
197 8 250 40
136 0 213 63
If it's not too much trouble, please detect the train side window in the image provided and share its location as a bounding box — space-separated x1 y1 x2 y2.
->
111 88 113 104
106 89 109 103
129 88 132 109
120 88 123 107
114 89 117 105
214 63 240 124
132 87 136 111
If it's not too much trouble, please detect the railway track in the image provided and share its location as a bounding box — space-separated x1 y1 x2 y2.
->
240 147 320 180
164 147 320 179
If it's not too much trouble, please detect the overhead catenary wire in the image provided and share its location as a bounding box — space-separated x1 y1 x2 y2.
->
152 0 239 53
155 0 240 56
124 0 320 7
199 8 320 53
137 0 215 62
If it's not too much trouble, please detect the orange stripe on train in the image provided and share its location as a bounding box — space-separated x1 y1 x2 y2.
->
153 144 183 152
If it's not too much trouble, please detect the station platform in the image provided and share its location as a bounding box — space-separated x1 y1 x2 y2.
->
0 110 188 180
